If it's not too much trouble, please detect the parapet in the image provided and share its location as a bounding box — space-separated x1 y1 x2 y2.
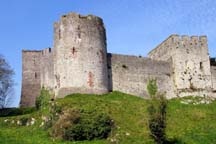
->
175 35 207 48
22 50 42 53
41 48 52 55
60 12 103 21
148 34 208 61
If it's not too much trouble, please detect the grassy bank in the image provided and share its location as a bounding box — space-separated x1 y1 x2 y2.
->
0 91 216 144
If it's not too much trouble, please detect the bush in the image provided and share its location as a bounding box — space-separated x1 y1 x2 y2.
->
19 117 29 126
64 113 112 141
44 101 62 129
51 109 80 138
51 108 113 141
36 87 51 110
147 79 168 144
147 79 158 97
0 107 36 117
148 93 167 144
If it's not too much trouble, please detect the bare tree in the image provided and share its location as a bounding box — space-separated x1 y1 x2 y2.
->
0 54 14 108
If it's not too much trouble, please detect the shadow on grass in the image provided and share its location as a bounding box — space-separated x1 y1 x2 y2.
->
0 107 36 117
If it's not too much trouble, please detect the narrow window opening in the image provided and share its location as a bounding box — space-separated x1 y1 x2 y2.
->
200 62 203 70
49 48 51 53
35 72 37 79
78 32 81 38
72 47 76 55
59 29 61 39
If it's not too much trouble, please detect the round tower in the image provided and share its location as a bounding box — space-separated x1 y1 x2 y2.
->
53 12 109 97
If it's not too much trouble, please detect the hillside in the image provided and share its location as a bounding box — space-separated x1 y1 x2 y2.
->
0 91 216 144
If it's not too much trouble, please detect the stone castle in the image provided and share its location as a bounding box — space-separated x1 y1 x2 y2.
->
20 12 216 107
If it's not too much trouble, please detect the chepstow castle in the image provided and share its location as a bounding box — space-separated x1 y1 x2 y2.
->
20 12 216 107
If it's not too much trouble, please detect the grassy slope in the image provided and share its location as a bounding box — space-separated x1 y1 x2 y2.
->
0 91 216 144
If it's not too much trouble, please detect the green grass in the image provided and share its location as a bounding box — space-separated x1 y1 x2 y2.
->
0 91 216 144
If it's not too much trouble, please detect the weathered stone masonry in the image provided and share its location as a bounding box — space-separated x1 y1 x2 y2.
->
20 12 216 107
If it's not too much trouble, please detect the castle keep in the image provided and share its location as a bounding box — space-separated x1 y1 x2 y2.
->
20 12 216 107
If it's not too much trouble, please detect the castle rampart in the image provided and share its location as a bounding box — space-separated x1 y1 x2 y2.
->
108 54 175 98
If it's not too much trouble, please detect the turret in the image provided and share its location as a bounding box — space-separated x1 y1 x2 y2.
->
53 13 109 97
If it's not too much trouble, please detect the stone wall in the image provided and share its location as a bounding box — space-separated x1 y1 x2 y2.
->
53 13 109 97
40 48 54 91
211 66 216 91
20 50 41 107
173 36 212 93
148 35 177 61
20 12 216 107
108 54 175 98
148 35 212 96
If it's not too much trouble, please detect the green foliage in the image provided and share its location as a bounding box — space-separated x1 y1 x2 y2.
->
148 93 168 144
0 107 36 117
43 101 62 129
64 111 112 141
1 92 216 143
51 108 80 138
19 117 29 126
147 79 158 97
147 79 168 144
51 108 113 141
35 87 51 110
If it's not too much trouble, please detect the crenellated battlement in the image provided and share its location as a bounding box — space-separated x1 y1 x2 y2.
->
60 12 103 21
172 35 207 49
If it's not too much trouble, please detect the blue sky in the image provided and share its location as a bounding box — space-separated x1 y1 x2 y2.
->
0 0 216 107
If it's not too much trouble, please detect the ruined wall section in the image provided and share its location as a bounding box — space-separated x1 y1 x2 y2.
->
53 13 109 97
20 50 41 107
211 66 216 91
148 35 212 95
40 48 54 91
173 36 212 93
108 54 175 98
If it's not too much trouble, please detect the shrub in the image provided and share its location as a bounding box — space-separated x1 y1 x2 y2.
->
148 93 167 144
51 108 113 141
44 101 62 129
35 87 51 110
64 113 112 141
147 79 168 144
19 117 29 126
0 107 36 117
51 109 80 138
147 79 158 97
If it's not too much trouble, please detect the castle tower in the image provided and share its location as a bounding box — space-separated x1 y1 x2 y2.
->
40 48 54 91
20 50 41 107
148 35 212 96
53 13 109 97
